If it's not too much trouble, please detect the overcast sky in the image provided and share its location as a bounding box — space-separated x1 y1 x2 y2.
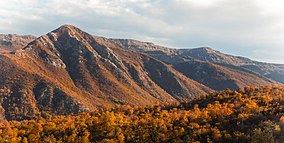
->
1 0 284 63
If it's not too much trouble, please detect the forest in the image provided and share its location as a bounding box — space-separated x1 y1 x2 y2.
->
1 85 284 143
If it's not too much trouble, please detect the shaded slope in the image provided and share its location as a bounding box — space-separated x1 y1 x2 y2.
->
173 60 274 90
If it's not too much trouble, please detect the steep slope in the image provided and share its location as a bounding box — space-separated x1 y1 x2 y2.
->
0 34 36 53
0 25 211 121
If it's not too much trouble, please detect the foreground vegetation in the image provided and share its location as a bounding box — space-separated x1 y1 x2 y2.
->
1 85 284 142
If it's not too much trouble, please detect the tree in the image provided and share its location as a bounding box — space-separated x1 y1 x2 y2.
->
251 128 274 143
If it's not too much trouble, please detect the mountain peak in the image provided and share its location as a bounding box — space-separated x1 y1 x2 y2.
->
58 24 78 30
50 24 84 36
20 24 89 59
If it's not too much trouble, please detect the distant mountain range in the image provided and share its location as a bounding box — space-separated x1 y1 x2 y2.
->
0 25 282 121
0 34 35 54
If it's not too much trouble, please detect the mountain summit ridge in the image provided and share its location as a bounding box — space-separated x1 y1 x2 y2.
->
113 38 284 83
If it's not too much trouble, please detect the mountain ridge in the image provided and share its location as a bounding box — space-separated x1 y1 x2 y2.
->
0 34 35 54
0 24 280 121
113 38 284 83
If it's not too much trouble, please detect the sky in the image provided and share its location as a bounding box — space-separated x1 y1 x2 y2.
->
1 0 284 64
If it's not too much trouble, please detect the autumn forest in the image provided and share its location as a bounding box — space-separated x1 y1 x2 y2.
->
0 85 284 143
1 25 284 143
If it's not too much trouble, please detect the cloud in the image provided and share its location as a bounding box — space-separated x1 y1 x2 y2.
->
0 0 284 63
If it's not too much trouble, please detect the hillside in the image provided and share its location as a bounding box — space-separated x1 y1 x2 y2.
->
1 85 284 142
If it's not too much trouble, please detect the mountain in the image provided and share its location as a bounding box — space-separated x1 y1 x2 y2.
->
0 25 279 121
0 34 36 54
0 25 212 121
112 39 277 90
178 47 284 82
116 39 284 83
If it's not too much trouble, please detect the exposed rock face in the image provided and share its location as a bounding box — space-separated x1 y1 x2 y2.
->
0 34 36 53
33 82 83 114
